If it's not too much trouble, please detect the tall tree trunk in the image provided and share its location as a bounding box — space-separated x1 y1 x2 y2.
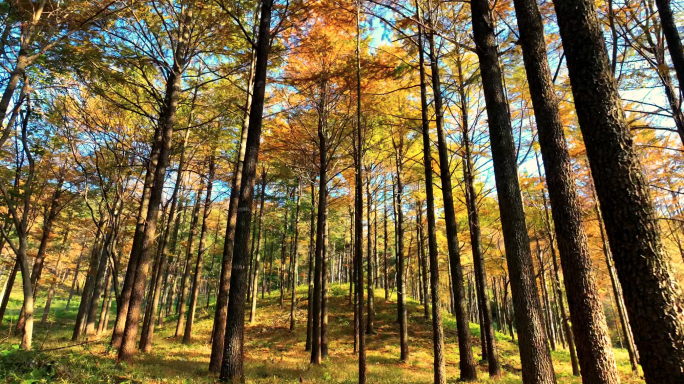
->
290 179 302 332
311 95 327 364
355 1 367 381
417 201 430 321
512 0 621 377
383 178 389 301
553 0 684 379
365 172 374 334
117 8 190 357
469 0 557 379
111 131 160 349
595 200 639 373
457 49 500 376
306 180 316 352
184 155 216 343
176 178 205 336
249 171 268 324
219 0 272 378
422 7 475 379
321 204 329 358
393 151 409 361
209 50 256 372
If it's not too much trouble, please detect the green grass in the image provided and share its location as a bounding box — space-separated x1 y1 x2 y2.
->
0 283 645 383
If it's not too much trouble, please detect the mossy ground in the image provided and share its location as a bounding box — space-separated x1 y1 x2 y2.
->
0 283 644 383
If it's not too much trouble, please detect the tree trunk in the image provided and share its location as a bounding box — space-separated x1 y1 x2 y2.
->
457 49 500 376
111 132 159 349
321 204 329 358
422 8 474 379
654 0 684 90
596 200 639 373
355 2 367 381
0 261 18 327
393 151 409 361
219 1 272 378
117 15 189 358
249 171 268 324
184 155 216 343
365 172 374 334
469 0 557 379
306 180 316 352
311 97 327 364
209 51 255 372
553 0 684 379
513 0 622 377
290 179 302 332
176 178 205 336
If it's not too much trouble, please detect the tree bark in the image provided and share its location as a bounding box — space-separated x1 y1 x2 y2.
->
290 179 302 332
219 1 273 379
469 0 556 380
553 0 684 379
654 0 684 90
457 49 500 376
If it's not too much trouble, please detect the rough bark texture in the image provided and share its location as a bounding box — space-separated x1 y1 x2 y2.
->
219 1 272 380
513 0 621 379
469 0 556 381
553 0 684 380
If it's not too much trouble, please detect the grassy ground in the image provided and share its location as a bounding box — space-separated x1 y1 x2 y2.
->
0 283 645 383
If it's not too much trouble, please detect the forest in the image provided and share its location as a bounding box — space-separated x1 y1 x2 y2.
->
0 0 683 382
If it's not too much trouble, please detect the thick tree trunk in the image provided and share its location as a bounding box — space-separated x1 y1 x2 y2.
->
596 201 639 373
553 0 684 379
111 135 159 349
209 53 255 372
219 1 273 379
469 0 557 380
512 0 621 378
118 20 188 359
184 156 216 343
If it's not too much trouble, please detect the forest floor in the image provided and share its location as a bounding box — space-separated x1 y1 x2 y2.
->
0 283 644 383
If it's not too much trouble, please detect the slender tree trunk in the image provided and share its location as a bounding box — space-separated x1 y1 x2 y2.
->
219 1 272 378
249 171 268 324
422 7 475 379
383 178 389 301
184 156 215 343
176 179 205 336
393 152 409 361
457 50 500 376
355 2 366 381
290 179 302 332
306 180 316 352
553 0 684 379
0 261 18 327
365 172 374 334
321 204 329 358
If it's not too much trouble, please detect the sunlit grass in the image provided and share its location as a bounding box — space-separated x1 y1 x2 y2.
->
0 283 645 383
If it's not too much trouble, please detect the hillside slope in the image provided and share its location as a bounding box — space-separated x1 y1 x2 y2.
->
0 284 643 383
